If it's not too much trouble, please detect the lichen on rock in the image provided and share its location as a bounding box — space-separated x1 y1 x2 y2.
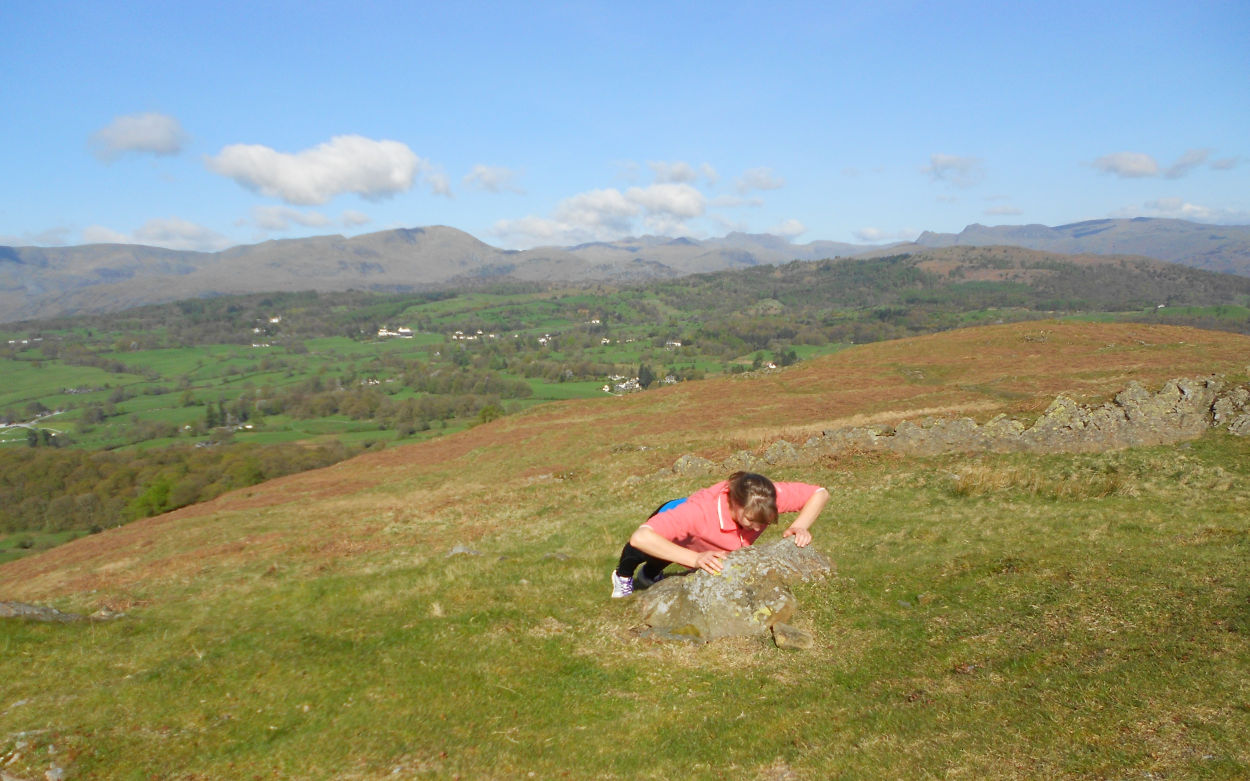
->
635 539 833 643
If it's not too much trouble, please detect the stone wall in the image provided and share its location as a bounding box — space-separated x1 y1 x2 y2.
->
659 376 1250 478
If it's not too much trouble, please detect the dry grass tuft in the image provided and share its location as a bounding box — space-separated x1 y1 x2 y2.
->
949 460 1131 500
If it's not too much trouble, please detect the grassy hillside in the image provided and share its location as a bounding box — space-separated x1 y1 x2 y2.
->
2 322 1249 779
10 248 1246 543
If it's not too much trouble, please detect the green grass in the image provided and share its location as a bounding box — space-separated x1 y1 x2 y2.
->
0 529 87 564
3 433 1248 777
524 378 609 401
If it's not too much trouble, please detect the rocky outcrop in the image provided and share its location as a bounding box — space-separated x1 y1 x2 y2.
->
0 602 83 623
655 376 1250 478
635 539 833 644
0 601 122 623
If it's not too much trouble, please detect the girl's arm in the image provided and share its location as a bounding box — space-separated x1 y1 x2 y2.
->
781 486 829 547
629 526 726 573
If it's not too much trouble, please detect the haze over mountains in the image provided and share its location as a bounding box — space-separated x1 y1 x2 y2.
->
907 218 1250 276
2 217 1248 324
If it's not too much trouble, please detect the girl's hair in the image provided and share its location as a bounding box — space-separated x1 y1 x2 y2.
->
726 471 778 526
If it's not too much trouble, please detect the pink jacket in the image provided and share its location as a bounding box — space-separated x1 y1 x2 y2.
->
641 480 822 553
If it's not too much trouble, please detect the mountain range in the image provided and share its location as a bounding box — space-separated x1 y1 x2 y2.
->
2 217 1248 324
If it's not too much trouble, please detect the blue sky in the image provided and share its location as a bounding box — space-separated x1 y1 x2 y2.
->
2 0 1247 252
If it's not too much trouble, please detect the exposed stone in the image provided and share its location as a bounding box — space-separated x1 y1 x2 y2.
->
664 376 1250 477
1213 386 1250 427
670 454 716 476
1229 414 1250 437
981 413 1027 440
722 449 767 473
889 416 989 456
635 540 833 642
762 439 801 465
0 602 83 623
771 622 815 650
446 545 482 557
821 424 893 451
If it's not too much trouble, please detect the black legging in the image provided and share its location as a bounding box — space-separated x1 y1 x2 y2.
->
614 541 671 580
614 500 680 579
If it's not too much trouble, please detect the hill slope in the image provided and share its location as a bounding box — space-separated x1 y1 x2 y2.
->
2 322 1249 778
4 320 1248 598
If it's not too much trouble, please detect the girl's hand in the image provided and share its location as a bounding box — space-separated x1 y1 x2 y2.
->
783 527 812 547
694 550 726 574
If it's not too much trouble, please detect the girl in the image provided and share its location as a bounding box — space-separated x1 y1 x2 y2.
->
611 471 829 598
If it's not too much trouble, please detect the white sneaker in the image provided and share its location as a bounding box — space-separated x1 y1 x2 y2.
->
610 570 633 598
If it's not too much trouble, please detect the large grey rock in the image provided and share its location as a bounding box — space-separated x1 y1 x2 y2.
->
635 540 832 642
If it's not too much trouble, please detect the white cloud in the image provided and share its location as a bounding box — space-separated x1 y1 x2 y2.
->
0 227 73 246
924 154 984 188
427 170 453 198
464 164 523 193
709 214 749 234
618 160 718 186
770 219 807 238
1164 148 1211 179
1115 197 1250 224
648 160 698 184
642 213 699 236
492 215 569 246
341 210 372 227
700 163 719 186
251 205 331 231
82 225 132 245
736 167 785 193
854 226 918 243
1095 148 1233 179
709 195 764 208
625 183 705 219
553 188 640 234
90 112 188 161
493 183 708 247
206 135 422 205
612 160 641 183
83 217 232 252
1092 151 1159 178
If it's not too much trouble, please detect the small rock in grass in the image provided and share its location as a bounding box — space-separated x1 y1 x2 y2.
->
771 622 814 650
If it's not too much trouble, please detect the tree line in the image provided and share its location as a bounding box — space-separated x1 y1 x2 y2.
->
0 440 360 534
